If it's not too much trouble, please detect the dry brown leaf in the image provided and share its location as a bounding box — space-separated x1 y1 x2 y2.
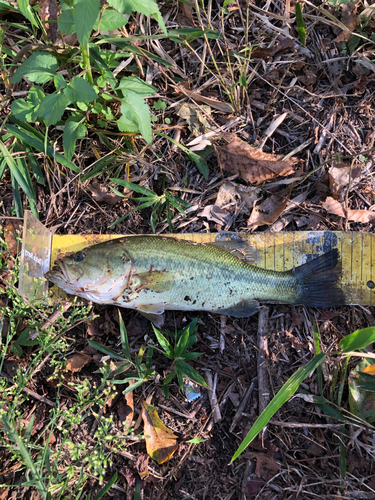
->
328 163 361 200
66 353 92 372
215 134 297 184
39 0 59 43
252 452 280 481
176 103 212 137
323 196 375 223
216 181 261 214
87 182 122 205
248 193 290 230
141 401 178 464
178 0 194 23
118 381 134 429
335 3 358 43
4 222 18 255
198 205 231 225
251 36 294 58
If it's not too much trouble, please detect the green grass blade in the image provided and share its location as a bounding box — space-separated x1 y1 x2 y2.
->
295 3 306 46
152 324 174 358
339 327 375 353
6 123 81 172
110 178 156 197
313 320 323 395
2 415 48 499
156 132 209 180
88 339 125 361
109 199 157 227
118 311 130 360
93 472 118 500
11 173 23 218
231 353 327 461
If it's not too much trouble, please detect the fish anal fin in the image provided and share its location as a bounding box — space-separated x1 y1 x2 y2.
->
136 302 165 327
213 299 259 318
210 240 260 264
137 271 173 293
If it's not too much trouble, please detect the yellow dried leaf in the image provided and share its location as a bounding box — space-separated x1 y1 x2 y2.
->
141 401 178 464
323 197 375 223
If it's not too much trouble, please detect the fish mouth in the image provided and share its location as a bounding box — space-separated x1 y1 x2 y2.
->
45 259 70 283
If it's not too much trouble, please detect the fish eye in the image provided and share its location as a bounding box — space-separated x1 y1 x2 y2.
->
74 252 85 262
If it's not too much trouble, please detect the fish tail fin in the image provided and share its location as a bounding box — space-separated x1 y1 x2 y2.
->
294 249 344 307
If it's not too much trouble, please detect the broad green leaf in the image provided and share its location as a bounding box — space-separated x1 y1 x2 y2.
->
119 90 152 144
11 52 58 84
63 76 98 102
37 93 70 126
183 352 202 360
58 8 76 34
116 115 139 134
340 327 375 353
110 179 155 197
175 329 190 358
54 73 67 90
11 99 37 122
94 7 128 31
141 401 178 464
295 3 306 46
107 0 166 33
23 144 45 185
152 324 173 359
28 85 45 106
63 116 87 160
73 0 101 47
175 360 207 387
117 76 157 96
163 369 176 386
17 0 38 26
231 353 327 461
6 121 80 172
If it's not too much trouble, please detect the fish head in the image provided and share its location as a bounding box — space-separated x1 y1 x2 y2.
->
45 241 133 302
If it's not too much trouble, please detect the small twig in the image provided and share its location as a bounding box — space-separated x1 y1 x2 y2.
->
229 379 256 433
257 306 270 415
0 371 55 407
219 315 226 353
205 370 221 424
269 420 341 429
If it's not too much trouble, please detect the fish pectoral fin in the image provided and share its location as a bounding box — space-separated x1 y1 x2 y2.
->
214 299 260 318
137 271 173 293
137 303 165 327
137 302 165 315
210 240 260 264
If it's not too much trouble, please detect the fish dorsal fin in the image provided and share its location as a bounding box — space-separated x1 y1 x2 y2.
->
210 240 260 264
137 270 173 293
213 299 260 318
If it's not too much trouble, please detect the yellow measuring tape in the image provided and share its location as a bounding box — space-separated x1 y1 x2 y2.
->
50 230 374 306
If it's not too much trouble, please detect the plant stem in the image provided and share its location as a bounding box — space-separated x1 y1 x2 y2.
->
80 44 94 86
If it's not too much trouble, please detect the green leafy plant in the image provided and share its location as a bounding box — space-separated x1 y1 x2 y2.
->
152 317 207 398
232 326 375 462
109 179 190 231
295 3 306 46
89 311 155 394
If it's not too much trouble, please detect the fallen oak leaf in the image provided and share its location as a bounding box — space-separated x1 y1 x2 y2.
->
66 353 92 372
328 162 362 200
215 133 298 184
335 2 358 43
323 196 375 223
87 182 123 205
141 401 178 464
198 204 231 225
248 192 290 230
251 36 294 58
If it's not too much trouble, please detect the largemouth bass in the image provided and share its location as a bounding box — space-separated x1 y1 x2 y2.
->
46 236 344 324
